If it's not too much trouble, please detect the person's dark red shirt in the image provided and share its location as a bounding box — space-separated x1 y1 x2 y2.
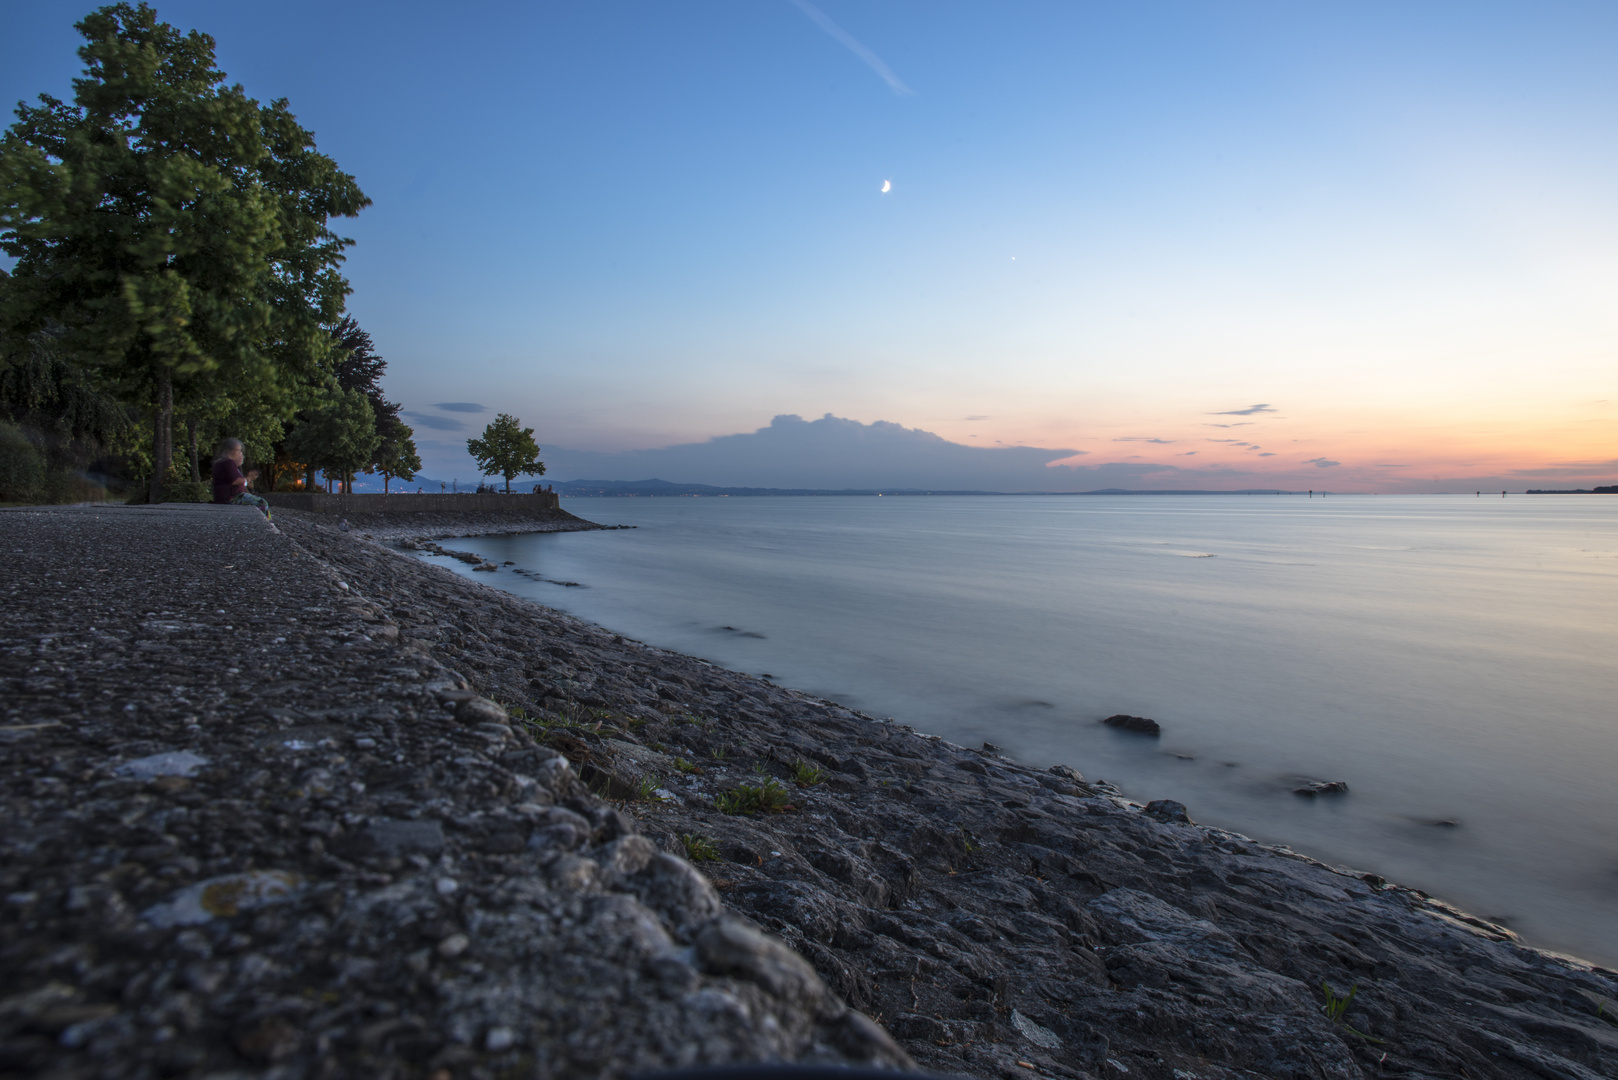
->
211 458 246 503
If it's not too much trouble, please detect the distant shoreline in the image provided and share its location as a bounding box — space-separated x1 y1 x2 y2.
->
555 480 1618 498
557 481 1327 498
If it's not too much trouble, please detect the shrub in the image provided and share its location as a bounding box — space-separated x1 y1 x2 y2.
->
43 470 109 504
0 425 44 503
161 480 212 503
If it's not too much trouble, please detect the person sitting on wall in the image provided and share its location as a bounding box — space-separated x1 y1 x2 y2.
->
211 438 272 519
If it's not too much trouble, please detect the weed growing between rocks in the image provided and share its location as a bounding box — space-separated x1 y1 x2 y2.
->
682 833 721 861
792 759 827 786
716 779 792 815
1320 982 1384 1043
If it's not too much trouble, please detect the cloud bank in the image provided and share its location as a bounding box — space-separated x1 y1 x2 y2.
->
543 413 1238 491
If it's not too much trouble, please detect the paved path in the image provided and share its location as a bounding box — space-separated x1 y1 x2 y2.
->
0 505 905 1079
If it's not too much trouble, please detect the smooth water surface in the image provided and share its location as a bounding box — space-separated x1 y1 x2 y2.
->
422 494 1618 965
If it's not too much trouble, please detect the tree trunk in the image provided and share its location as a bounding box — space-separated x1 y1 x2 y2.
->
187 419 200 482
305 464 316 492
149 368 173 503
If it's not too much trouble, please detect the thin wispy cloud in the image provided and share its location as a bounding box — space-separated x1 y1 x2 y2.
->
789 0 914 96
1211 404 1277 416
404 411 466 432
1204 422 1253 429
1115 436 1176 444
433 402 488 413
1305 457 1341 468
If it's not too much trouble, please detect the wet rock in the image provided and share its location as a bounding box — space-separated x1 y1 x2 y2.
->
1144 799 1193 824
1295 780 1350 796
1102 714 1161 735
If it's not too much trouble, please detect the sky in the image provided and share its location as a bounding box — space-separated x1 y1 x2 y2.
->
4 0 1617 491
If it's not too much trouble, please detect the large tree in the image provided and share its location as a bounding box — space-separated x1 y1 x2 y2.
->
467 413 544 492
0 3 368 501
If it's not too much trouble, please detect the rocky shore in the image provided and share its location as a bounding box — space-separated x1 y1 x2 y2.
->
295 503 612 543
6 504 1618 1080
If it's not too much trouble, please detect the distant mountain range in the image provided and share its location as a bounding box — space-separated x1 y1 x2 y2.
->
554 479 1313 497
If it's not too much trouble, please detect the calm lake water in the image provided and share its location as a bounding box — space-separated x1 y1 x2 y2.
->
420 494 1618 967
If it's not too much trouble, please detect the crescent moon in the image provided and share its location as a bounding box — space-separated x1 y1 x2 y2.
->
880 180 891 193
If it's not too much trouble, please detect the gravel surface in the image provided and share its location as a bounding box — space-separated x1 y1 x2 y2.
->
275 514 1618 1080
0 504 909 1079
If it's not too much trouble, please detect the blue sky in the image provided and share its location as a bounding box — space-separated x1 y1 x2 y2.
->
4 1 1617 489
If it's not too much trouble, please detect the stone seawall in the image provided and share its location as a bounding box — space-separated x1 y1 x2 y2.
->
262 491 560 514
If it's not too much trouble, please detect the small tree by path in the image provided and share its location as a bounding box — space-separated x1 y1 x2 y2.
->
467 413 544 492
373 415 421 494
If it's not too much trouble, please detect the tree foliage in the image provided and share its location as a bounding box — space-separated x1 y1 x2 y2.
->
373 413 421 493
467 413 544 492
331 315 402 425
282 386 377 492
0 325 135 467
0 2 368 500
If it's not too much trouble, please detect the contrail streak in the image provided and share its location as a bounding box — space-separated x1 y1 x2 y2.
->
788 0 914 96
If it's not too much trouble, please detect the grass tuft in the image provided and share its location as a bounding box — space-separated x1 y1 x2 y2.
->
792 759 827 786
681 833 720 862
1320 982 1384 1042
715 779 792 815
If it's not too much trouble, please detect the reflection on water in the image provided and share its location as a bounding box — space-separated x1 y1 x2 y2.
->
422 494 1618 966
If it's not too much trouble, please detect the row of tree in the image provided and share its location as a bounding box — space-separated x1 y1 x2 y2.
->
0 3 419 501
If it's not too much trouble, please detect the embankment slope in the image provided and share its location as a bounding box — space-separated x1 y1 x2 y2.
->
277 513 1618 1080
